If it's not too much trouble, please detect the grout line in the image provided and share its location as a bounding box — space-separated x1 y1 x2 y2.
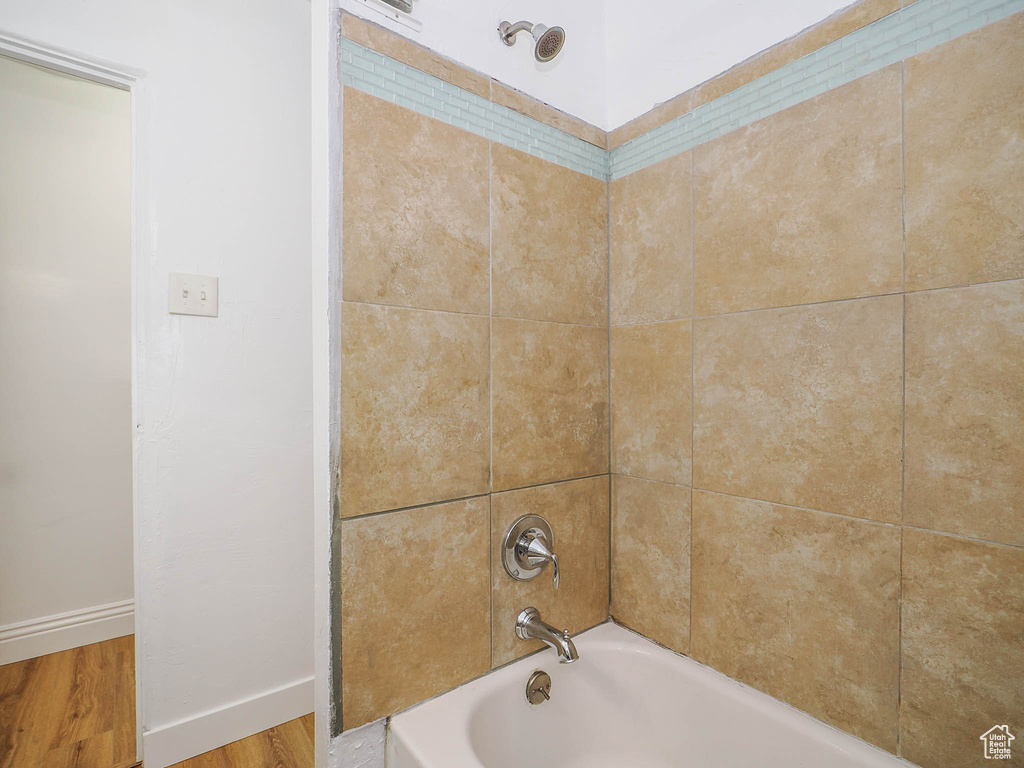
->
620 290 908 324
901 61 908 297
338 492 492 523
903 274 1024 293
611 472 692 490
491 313 607 329
607 473 613 616
606 172 614 617
335 473 647 532
692 486 1024 551
695 487 903 528
897 59 907 755
897 526 905 755
611 316 697 329
493 473 612 497
687 479 695 660
900 525 1024 551
341 298 490 319
611 615 690 657
342 296 640 329
606 273 1024 329
689 148 697 657
488 138 494 672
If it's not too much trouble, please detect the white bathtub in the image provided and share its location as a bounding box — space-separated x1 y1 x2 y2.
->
387 622 915 768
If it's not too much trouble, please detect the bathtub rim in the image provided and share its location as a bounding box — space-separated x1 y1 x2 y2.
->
385 620 919 768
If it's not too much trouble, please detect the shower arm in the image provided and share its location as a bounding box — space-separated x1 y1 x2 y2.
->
499 20 534 45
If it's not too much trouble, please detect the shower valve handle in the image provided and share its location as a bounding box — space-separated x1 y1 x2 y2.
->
520 532 560 590
502 515 561 590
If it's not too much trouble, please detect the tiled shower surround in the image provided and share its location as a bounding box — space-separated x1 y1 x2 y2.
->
336 5 1023 767
337 11 611 734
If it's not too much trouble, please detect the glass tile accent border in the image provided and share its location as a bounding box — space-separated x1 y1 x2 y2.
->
341 0 1021 183
609 0 1024 180
341 38 609 181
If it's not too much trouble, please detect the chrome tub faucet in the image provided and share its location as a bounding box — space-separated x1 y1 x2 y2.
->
515 607 579 663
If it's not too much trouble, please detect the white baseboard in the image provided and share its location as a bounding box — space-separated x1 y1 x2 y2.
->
142 675 314 768
0 599 135 666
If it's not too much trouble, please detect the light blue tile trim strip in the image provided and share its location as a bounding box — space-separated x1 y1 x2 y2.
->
342 0 1022 183
340 38 608 181
609 0 1024 180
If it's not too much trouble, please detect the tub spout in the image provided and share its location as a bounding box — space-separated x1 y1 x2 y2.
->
515 607 579 663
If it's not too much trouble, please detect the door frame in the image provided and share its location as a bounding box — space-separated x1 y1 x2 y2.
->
0 30 145 763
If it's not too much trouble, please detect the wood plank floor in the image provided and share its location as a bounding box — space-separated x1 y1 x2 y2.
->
167 715 314 768
0 635 136 768
0 637 314 768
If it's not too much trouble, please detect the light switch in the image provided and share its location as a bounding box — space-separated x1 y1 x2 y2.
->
169 273 218 317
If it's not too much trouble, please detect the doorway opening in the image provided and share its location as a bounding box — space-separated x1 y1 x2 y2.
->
0 46 140 768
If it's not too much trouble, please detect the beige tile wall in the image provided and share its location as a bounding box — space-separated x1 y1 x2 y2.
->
693 66 904 316
900 530 1024 767
338 78 610 728
904 12 1024 291
691 491 901 751
491 318 608 491
491 144 608 326
611 476 691 653
336 5 1024 755
693 296 904 524
342 89 490 315
610 320 691 486
609 151 692 325
610 14 1024 766
339 497 491 726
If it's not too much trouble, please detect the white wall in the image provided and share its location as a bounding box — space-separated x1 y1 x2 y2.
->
0 55 133 663
604 0 855 128
0 2 313 766
339 0 609 130
343 0 864 130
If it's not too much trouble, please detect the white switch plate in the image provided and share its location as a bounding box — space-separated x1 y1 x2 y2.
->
169 273 218 317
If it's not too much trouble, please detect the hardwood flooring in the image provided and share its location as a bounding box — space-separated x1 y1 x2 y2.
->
167 715 314 768
0 635 136 768
0 637 314 768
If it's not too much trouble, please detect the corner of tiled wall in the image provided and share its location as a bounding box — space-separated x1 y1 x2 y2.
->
607 6 1024 766
333 4 1024 765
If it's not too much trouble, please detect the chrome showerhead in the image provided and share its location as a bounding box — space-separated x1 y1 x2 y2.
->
498 20 566 62
530 24 565 62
